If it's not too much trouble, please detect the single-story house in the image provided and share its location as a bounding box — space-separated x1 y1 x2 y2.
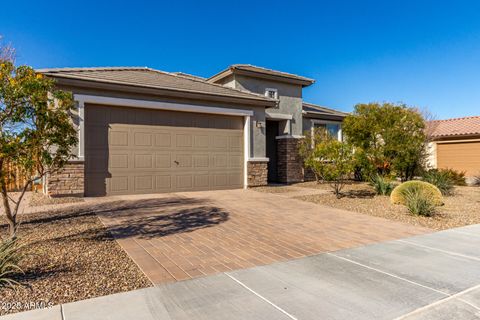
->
39 64 347 197
427 116 480 183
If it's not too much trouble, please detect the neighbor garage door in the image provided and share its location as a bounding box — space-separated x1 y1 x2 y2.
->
85 104 244 196
437 141 480 176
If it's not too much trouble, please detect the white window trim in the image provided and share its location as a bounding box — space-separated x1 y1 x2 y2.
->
74 94 254 189
265 88 278 99
311 119 343 141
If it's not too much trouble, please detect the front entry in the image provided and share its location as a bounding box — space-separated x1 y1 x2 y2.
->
266 120 279 182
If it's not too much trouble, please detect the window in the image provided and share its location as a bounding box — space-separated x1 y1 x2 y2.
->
265 88 278 99
312 121 342 141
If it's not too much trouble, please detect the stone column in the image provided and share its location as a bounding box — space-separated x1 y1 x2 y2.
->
47 161 85 197
247 159 269 187
276 136 304 184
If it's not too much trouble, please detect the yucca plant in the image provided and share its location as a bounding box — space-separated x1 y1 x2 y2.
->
370 174 394 196
422 169 454 196
0 238 23 288
402 186 436 217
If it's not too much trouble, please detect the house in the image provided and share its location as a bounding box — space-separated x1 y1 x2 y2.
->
427 116 480 183
39 65 347 197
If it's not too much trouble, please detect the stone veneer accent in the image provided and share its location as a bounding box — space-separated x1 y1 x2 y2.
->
303 167 317 182
277 136 304 184
247 160 268 187
47 161 85 197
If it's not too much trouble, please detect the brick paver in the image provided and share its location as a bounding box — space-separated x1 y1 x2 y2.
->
96 189 431 285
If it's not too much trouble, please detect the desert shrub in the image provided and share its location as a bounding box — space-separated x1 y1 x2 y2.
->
473 175 480 186
343 102 428 182
299 128 355 198
439 168 467 186
402 186 437 216
390 180 443 206
0 238 23 288
370 174 395 196
422 169 454 195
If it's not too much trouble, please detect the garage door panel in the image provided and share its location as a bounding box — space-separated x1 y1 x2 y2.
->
134 132 153 147
155 175 172 190
110 154 129 169
155 154 172 168
155 133 172 148
134 154 153 169
134 176 154 191
85 104 244 196
110 176 129 193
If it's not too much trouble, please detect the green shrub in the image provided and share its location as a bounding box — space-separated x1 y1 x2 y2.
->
0 238 23 288
390 180 443 206
422 169 454 195
403 186 436 216
370 174 395 196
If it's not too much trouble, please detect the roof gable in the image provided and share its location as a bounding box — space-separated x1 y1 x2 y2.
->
208 64 315 87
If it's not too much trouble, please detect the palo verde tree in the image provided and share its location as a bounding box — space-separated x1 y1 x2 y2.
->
342 102 427 182
0 60 77 237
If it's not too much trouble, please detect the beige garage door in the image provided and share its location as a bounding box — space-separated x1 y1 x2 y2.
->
85 104 244 196
437 141 480 176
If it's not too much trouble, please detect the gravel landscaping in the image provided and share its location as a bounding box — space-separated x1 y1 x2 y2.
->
29 192 84 207
0 204 150 315
258 182 480 230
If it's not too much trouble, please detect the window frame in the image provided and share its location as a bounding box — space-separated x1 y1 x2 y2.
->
264 88 278 99
311 119 343 141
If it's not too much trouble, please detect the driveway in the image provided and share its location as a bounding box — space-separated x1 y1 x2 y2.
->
6 224 480 320
93 189 428 284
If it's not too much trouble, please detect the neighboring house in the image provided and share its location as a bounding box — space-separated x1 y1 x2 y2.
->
427 116 480 183
39 64 347 197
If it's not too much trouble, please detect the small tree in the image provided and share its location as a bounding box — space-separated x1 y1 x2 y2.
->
343 102 427 181
298 128 330 183
0 61 78 237
299 129 355 198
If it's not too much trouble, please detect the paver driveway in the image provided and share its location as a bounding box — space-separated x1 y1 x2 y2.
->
95 189 430 284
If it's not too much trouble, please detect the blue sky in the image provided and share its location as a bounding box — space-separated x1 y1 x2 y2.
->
3 0 480 119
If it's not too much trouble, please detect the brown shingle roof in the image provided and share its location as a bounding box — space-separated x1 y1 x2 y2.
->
427 116 480 138
302 102 348 118
37 67 276 104
208 64 315 86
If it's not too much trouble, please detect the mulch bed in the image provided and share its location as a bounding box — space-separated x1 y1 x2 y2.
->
292 182 480 230
0 204 151 315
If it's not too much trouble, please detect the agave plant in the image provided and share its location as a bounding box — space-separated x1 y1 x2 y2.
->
370 174 395 196
0 238 23 288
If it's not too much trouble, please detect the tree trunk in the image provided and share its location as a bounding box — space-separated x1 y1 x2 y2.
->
0 159 17 237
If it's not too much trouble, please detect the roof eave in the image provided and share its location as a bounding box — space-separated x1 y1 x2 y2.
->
45 74 277 107
432 133 480 141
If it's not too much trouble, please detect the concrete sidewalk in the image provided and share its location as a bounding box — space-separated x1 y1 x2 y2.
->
4 224 480 320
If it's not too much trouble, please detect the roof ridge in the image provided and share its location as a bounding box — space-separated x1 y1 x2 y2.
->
429 115 480 122
231 64 315 82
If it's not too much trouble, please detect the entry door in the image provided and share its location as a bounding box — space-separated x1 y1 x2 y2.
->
266 120 279 182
